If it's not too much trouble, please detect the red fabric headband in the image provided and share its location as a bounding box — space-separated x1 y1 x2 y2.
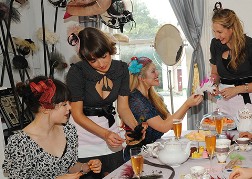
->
131 56 152 67
30 79 56 109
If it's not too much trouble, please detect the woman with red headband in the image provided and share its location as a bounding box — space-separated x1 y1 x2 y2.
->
124 57 203 160
2 76 101 178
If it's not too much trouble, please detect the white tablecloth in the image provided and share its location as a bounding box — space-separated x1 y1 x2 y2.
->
103 130 252 179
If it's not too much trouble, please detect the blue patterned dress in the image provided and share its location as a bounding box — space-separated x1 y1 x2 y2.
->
129 89 164 144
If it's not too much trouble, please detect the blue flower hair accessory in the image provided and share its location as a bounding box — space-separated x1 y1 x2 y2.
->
128 57 143 74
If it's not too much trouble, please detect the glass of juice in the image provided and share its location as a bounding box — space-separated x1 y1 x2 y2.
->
130 147 144 179
173 119 182 140
205 134 216 173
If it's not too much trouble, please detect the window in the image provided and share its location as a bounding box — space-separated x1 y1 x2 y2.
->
104 0 194 130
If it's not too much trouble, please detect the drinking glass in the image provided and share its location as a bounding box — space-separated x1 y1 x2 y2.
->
215 117 224 138
130 147 144 179
173 119 182 140
205 134 216 172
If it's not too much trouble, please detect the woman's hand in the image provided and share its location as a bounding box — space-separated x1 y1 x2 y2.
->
185 94 203 108
211 85 221 96
56 172 83 179
88 159 102 173
220 87 239 99
229 167 252 179
239 132 252 139
104 131 125 148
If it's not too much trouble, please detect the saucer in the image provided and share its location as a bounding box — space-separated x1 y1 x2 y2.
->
234 145 252 151
182 173 211 179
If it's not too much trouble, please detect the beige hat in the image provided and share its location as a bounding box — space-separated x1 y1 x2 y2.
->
66 0 111 17
113 33 129 43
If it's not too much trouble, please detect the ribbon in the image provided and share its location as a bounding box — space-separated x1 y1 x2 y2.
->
30 79 56 109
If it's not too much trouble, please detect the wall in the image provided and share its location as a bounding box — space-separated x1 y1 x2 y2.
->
1 0 79 87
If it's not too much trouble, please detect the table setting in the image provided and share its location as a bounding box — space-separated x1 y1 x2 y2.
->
104 126 252 179
104 108 252 179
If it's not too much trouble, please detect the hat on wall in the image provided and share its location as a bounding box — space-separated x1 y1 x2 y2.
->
66 0 111 17
100 0 135 33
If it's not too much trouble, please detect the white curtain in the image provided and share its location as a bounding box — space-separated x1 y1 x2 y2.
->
169 0 207 129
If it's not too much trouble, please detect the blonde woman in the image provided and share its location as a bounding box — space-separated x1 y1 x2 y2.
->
123 56 203 161
210 5 252 119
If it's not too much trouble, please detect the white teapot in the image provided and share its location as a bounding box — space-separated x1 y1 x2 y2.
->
157 139 191 167
237 107 252 132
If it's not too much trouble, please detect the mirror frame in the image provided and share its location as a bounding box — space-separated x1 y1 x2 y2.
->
154 24 183 66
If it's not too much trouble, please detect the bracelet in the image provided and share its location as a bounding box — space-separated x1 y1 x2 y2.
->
245 84 249 92
80 163 88 174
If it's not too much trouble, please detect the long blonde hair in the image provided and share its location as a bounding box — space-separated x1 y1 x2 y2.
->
129 62 169 119
212 9 246 70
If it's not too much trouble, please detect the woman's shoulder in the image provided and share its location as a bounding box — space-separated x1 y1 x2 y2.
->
211 38 222 47
68 61 87 71
129 89 145 100
108 60 128 79
64 122 77 132
245 35 252 44
112 59 128 68
6 131 30 149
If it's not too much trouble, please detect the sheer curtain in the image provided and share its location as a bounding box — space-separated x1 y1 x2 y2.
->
169 0 207 129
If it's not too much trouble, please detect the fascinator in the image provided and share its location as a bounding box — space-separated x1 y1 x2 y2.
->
100 0 135 33
66 0 111 17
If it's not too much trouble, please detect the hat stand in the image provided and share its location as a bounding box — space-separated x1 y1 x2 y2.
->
40 0 48 77
47 1 66 78
0 0 25 131
51 6 58 53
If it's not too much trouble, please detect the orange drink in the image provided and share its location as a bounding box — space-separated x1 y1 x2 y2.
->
130 147 143 178
131 155 144 176
173 119 182 139
205 135 216 157
215 117 224 135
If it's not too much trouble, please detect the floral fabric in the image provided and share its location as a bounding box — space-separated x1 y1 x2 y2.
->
2 122 78 179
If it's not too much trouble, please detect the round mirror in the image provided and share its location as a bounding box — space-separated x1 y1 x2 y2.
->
154 24 183 66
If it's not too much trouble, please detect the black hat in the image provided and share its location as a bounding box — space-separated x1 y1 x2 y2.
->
100 0 135 33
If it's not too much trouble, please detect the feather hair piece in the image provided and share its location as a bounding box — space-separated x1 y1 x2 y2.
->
3 1 21 23
49 50 68 71
37 27 59 44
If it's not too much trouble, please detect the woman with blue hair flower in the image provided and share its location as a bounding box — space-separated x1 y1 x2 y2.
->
123 56 203 161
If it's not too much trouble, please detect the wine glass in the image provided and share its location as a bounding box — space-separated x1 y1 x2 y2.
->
205 134 216 173
173 119 182 140
130 147 144 179
214 117 224 138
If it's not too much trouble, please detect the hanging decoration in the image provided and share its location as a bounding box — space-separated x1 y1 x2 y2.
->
48 0 67 8
100 0 135 33
13 37 37 56
66 0 111 17
0 2 21 22
49 50 68 77
36 27 59 45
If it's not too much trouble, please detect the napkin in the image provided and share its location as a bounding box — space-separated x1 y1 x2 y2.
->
194 77 215 96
